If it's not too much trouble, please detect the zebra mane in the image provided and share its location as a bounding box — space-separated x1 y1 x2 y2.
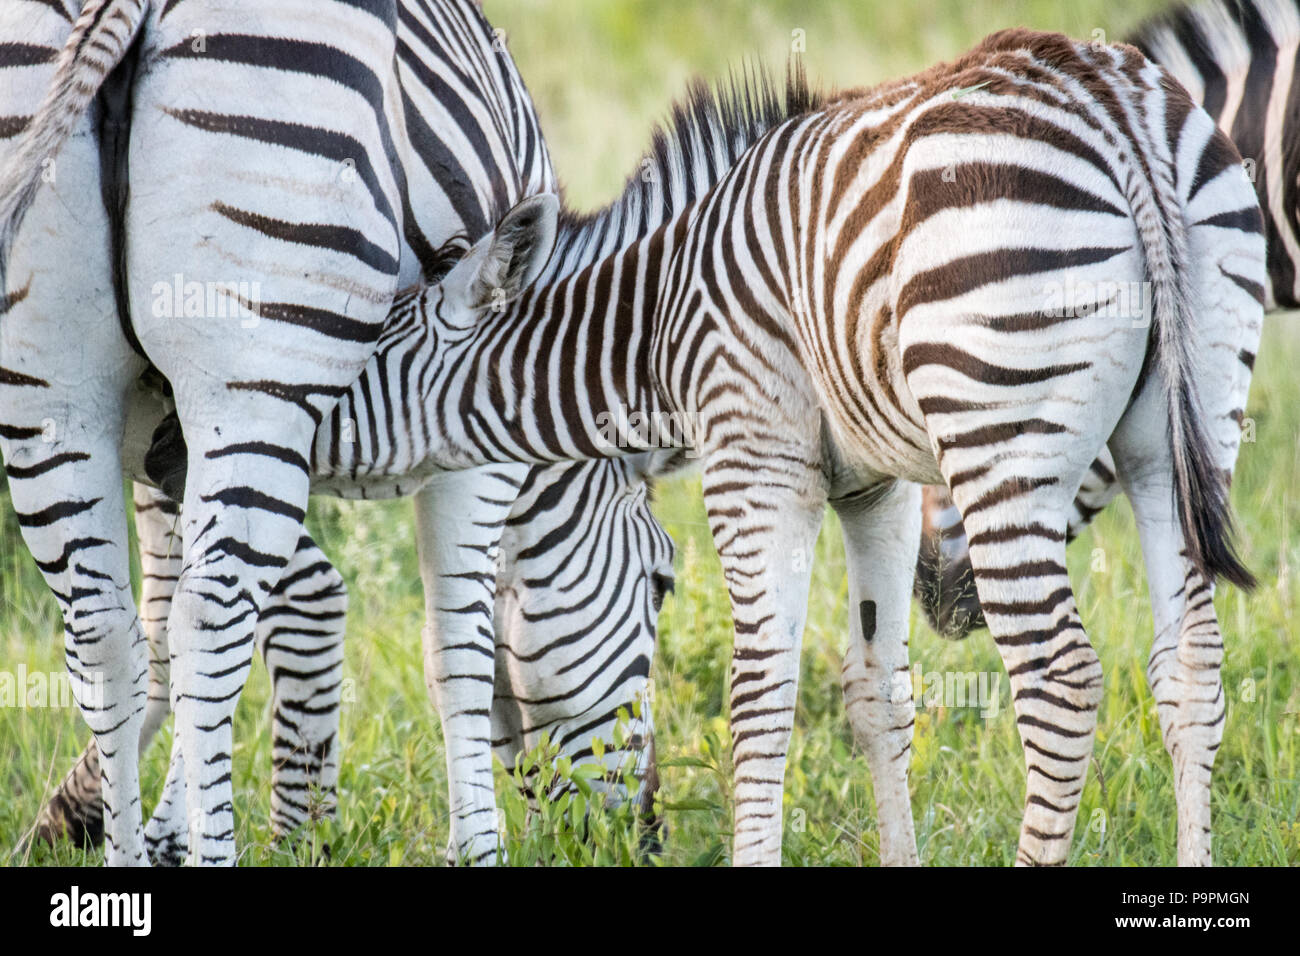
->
541 59 823 278
1128 0 1300 93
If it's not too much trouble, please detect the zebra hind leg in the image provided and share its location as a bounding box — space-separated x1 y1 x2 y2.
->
37 484 182 853
163 401 322 866
1110 376 1228 867
833 480 921 866
3 435 150 865
953 480 1102 866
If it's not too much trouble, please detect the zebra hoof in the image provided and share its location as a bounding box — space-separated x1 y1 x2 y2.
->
145 830 187 868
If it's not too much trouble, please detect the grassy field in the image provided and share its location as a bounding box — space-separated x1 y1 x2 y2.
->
3 0 1298 866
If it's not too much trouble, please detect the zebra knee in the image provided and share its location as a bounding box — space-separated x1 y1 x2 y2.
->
64 600 147 719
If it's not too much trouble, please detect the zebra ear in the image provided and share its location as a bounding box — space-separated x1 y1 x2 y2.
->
447 194 559 315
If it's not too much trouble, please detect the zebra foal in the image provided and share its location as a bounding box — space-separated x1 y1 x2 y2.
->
326 30 1264 865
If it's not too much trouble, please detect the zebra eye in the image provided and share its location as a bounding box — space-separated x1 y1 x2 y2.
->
651 570 675 611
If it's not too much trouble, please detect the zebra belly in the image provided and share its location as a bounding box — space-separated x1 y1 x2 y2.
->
799 289 942 487
309 464 442 500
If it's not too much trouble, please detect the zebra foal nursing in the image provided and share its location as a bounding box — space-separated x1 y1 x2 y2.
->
1 0 673 867
329 29 1264 865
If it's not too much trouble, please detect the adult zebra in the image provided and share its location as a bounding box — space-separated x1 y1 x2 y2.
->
915 0 1298 638
0 0 672 866
289 30 1264 865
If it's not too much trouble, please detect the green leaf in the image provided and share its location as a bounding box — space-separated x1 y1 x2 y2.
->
657 756 714 769
663 799 721 812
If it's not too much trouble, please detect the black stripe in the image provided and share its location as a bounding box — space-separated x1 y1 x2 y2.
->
903 342 1090 386
211 201 397 277
897 245 1131 319
0 43 58 67
5 451 88 478
15 497 102 528
162 108 398 235
27 0 75 24
1195 206 1264 234
205 441 309 473
248 300 384 344
0 367 49 388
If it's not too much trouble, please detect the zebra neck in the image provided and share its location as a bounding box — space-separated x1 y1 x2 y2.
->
449 225 683 466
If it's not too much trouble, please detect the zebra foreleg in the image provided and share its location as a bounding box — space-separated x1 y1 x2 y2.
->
833 480 921 866
701 454 827 867
144 736 188 866
414 467 529 865
132 486 187 867
256 534 347 844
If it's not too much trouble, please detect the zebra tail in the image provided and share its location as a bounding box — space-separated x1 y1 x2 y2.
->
1123 120 1256 592
0 0 148 276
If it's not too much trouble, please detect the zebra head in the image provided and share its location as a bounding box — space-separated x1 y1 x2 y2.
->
406 193 564 470
490 454 676 812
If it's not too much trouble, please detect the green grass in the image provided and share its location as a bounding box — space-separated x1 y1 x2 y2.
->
3 0 1298 865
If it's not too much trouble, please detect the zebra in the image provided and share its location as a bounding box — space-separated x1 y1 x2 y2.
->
306 29 1265 865
1 0 673 866
915 0 1297 638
